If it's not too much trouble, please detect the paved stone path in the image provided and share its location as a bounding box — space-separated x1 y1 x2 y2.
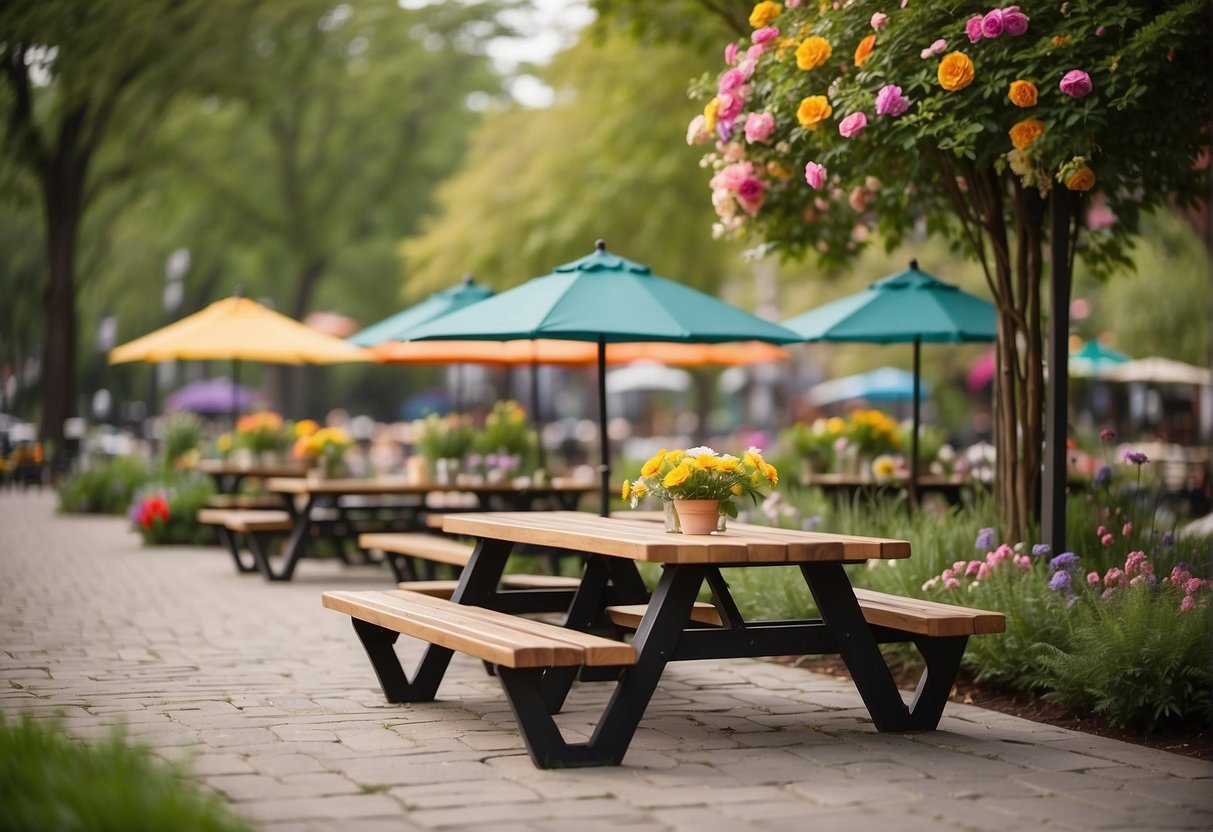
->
1 489 1210 831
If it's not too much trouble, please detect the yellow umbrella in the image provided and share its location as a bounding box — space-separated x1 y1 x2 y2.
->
109 291 369 427
109 294 370 365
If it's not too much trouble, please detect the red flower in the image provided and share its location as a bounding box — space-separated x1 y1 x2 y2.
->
139 496 170 529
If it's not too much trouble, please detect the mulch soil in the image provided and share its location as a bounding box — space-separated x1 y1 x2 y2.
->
780 656 1212 761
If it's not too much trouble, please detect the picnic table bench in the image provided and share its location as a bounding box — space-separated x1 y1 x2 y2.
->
324 511 1004 768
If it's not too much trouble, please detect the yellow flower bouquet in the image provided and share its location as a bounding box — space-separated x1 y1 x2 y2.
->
292 425 354 477
622 446 778 533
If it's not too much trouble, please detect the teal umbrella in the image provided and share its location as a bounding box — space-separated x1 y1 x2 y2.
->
347 275 494 346
784 260 996 498
808 367 930 407
407 241 801 515
1068 340 1130 378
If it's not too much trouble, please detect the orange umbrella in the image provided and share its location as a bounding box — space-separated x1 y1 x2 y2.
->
369 339 788 367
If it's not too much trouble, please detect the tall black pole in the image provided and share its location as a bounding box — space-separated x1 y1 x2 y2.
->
231 358 241 433
530 357 547 472
1042 190 1074 554
910 336 921 508
597 335 609 517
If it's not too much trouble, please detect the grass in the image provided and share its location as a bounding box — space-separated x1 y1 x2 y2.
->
0 714 250 832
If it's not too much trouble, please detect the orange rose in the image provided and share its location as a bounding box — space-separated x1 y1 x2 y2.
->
854 34 876 67
1065 166 1096 191
1008 80 1037 107
749 1 781 28
1009 118 1046 149
796 95 833 129
937 52 975 91
1051 34 1072 48
796 36 832 70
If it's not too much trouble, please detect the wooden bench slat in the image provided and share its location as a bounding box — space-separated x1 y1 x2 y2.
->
358 532 472 567
396 574 582 599
196 508 294 533
852 588 1006 637
205 494 283 510
323 590 635 668
606 602 723 629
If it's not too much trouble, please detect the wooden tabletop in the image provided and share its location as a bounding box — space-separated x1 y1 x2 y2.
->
197 459 309 478
440 511 910 565
263 476 597 497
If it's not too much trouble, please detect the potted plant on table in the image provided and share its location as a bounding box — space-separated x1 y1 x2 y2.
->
233 411 291 465
293 426 354 480
474 400 537 483
622 446 778 534
412 413 477 485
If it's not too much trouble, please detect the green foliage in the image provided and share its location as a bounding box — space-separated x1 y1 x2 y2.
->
1036 587 1211 730
474 400 535 459
0 714 250 832
57 456 152 515
130 474 217 546
161 412 205 467
412 413 477 462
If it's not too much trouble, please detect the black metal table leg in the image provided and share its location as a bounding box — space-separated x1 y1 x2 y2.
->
215 527 258 573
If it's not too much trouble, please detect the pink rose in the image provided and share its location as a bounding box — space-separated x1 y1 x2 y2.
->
838 111 867 138
718 68 746 95
1060 69 1093 98
1002 5 1029 36
735 177 766 215
965 15 984 43
848 186 868 211
920 38 947 59
1101 533 1114 546
746 43 766 60
1095 25 1106 36
753 26 780 44
875 84 910 117
717 91 745 123
1086 571 1100 586
724 43 739 65
744 112 776 144
871 12 888 30
804 161 827 189
981 9 1004 38
785 0 802 6
711 161 753 192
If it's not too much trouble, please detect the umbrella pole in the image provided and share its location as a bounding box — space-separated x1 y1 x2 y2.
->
231 358 241 433
597 335 609 517
530 357 547 472
910 337 921 508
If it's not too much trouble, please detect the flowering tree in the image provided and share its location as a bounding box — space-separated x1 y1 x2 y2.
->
684 1 1209 539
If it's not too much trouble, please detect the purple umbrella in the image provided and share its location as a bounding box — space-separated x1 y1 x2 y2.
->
165 377 262 415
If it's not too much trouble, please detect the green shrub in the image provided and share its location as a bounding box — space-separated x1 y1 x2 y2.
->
130 474 217 546
161 412 205 468
58 456 152 515
0 714 250 832
1036 586 1211 730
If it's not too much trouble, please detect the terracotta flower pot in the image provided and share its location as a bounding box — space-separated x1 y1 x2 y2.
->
674 499 721 535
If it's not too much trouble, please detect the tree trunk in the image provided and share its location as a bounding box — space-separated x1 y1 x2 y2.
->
37 128 89 451
280 256 327 418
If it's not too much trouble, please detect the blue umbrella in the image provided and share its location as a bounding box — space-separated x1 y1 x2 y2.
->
808 367 930 407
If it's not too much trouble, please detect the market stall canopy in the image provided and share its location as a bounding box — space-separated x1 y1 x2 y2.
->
1068 341 1131 378
1104 357 1212 386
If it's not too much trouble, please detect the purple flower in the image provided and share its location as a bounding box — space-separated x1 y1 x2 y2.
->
875 84 910 117
1060 69 1093 98
1124 451 1149 465
1093 465 1112 486
1162 532 1175 548
838 112 868 138
980 9 1004 38
975 527 996 550
1049 552 1080 574
965 15 984 43
1001 5 1029 36
1031 543 1052 557
1048 570 1072 592
804 161 827 189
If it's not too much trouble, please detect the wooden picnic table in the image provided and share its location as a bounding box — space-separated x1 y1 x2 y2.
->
326 511 1003 768
255 477 596 581
196 459 309 494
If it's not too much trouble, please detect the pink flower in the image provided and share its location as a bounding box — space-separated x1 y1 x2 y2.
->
945 578 960 590
724 43 739 65
717 91 745 124
952 560 967 574
1121 522 1132 537
875 84 910 117
871 12 888 30
1060 69 1093 98
848 186 868 212
804 161 827 189
920 38 947 59
744 112 776 143
1129 575 1147 588
785 0 802 6
753 26 779 45
977 563 992 581
710 161 754 192
941 568 955 582
1104 567 1125 588
1014 555 1031 570
1180 594 1196 612
1086 571 1100 586
965 15 984 42
1099 427 1115 442
747 43 766 60
1186 578 1206 594
965 560 982 578
1101 533 1114 547
838 112 867 138
1002 5 1029 36
1095 25 1107 37
719 68 747 94
735 177 767 214
981 9 1004 38
1096 525 1107 537
1125 551 1147 575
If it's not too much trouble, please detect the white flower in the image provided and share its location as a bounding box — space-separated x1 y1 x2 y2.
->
685 446 718 457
